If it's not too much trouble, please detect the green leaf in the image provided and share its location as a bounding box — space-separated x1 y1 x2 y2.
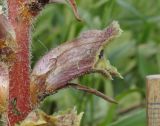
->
109 109 146 126
116 0 143 19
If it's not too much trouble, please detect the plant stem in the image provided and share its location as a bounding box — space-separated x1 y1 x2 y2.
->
7 0 31 125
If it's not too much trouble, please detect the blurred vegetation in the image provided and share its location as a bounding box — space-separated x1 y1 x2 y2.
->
30 0 159 126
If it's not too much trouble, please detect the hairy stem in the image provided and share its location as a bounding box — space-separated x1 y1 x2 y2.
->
7 0 31 125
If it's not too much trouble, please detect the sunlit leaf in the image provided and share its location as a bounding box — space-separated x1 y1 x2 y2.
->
55 108 83 126
0 62 9 113
18 108 83 126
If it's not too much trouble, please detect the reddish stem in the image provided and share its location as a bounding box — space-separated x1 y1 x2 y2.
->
7 0 31 125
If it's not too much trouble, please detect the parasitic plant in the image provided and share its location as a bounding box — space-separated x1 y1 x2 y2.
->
0 0 123 125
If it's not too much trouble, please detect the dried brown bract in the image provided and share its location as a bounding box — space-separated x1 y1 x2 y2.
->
30 21 123 108
19 0 81 21
18 108 83 126
0 14 17 66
